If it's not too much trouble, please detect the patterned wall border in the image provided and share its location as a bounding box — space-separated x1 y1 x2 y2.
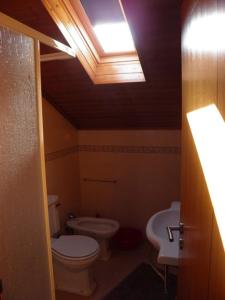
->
45 146 78 162
46 144 180 161
79 145 181 154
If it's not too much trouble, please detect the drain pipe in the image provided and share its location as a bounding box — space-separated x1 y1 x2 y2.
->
150 263 168 294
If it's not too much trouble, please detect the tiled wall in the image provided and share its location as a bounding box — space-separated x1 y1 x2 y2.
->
78 130 181 232
43 99 81 227
43 102 181 232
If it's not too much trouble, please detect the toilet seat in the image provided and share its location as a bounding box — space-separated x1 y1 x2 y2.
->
52 235 99 261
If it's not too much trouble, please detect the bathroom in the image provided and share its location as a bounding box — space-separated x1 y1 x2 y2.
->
43 98 181 298
0 0 225 300
40 0 181 296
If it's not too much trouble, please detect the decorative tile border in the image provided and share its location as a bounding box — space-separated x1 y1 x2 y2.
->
45 144 181 161
78 144 181 154
45 146 78 162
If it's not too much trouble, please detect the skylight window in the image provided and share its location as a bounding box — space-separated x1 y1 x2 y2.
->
93 22 135 53
80 0 136 54
44 0 145 84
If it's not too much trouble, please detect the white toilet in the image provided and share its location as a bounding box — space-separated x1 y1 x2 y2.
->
67 217 120 261
48 195 100 296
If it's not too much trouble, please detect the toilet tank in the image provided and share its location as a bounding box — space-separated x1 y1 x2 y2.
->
48 195 60 236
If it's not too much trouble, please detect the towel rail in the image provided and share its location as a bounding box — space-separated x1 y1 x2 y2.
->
82 178 117 184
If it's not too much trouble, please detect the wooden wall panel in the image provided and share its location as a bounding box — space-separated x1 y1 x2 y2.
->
179 0 225 299
179 125 214 300
0 26 54 300
178 1 217 298
208 0 225 297
217 0 225 117
208 219 225 300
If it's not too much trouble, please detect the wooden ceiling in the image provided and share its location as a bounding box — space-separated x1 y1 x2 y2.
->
0 0 181 129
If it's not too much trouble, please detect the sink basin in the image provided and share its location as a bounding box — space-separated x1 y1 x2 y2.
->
146 202 180 266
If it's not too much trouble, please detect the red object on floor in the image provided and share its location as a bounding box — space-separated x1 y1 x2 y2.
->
113 227 143 250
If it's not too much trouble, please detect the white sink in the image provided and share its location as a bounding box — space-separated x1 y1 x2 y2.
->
146 202 180 266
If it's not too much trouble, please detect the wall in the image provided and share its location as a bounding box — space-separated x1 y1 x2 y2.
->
43 99 80 227
42 103 181 233
0 26 54 299
178 0 225 299
78 130 181 231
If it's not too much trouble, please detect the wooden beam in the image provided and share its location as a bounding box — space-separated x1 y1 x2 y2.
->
40 52 74 62
42 0 97 82
0 12 76 58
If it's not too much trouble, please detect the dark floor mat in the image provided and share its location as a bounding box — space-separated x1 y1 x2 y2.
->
103 263 177 300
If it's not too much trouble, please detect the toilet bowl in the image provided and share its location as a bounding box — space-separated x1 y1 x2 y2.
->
48 195 100 296
51 235 99 296
67 217 120 260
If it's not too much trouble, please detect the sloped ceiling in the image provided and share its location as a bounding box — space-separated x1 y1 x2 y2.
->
0 0 181 129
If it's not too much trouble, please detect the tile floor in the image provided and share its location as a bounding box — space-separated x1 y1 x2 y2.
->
55 242 156 300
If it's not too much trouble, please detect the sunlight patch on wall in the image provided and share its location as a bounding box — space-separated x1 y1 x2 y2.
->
183 11 225 53
187 104 225 250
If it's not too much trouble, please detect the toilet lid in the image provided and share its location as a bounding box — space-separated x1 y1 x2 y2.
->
51 235 99 259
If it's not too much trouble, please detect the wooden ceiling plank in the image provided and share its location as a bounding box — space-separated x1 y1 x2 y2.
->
0 11 76 58
0 0 181 129
96 61 143 75
95 72 145 84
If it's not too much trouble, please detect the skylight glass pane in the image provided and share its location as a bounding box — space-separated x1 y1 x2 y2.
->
81 0 124 25
80 0 136 53
94 22 135 53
